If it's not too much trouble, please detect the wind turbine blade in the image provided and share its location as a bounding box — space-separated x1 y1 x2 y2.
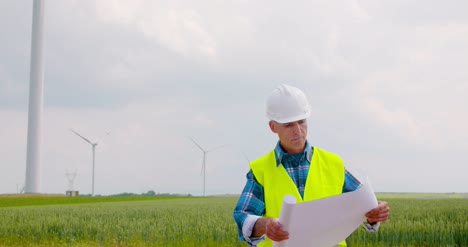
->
200 162 204 175
207 144 226 152
70 129 93 144
188 136 205 152
241 150 250 163
96 132 110 144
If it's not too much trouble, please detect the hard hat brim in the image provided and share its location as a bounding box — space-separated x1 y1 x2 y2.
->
269 111 311 124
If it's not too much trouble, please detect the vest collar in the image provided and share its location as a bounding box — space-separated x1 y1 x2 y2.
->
274 140 312 167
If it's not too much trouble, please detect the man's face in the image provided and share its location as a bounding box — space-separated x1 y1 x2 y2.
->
269 119 308 154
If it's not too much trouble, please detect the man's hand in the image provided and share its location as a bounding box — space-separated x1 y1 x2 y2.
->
252 218 289 242
265 218 289 242
365 201 390 224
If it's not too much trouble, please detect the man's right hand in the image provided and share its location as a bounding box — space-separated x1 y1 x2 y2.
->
253 217 289 242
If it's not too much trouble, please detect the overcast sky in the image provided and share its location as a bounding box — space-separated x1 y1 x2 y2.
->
1 0 467 196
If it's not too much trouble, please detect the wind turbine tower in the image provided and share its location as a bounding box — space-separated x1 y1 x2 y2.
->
189 137 225 196
24 0 46 194
71 130 107 196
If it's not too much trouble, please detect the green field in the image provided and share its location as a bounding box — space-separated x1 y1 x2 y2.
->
0 194 466 247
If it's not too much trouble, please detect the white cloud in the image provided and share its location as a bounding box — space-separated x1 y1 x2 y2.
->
94 1 217 60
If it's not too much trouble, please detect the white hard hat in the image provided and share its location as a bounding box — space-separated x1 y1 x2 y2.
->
266 84 311 123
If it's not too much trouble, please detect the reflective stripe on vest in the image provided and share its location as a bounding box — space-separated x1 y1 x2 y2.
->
250 147 347 247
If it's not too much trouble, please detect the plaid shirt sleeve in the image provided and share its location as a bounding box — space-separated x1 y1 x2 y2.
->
343 169 380 232
343 169 361 192
232 170 266 246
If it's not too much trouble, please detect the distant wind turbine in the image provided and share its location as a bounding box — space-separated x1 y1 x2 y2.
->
240 150 250 164
70 129 108 196
189 137 225 196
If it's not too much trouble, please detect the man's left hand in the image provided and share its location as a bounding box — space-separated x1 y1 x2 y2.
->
365 201 390 224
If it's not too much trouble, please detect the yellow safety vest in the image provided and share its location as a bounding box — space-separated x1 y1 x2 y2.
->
250 147 347 247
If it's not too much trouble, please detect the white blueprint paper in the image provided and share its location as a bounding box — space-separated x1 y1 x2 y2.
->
273 182 378 247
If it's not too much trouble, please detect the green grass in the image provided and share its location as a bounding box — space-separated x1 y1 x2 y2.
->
0 194 466 246
0 194 192 208
0 196 243 247
347 198 468 247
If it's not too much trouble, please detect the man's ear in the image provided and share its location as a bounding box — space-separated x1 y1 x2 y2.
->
269 121 277 133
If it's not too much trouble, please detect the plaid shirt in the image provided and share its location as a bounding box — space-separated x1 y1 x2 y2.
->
232 141 377 246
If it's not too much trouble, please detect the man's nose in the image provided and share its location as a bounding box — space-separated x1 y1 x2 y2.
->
293 123 302 133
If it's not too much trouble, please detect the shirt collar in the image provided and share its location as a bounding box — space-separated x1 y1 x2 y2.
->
274 140 312 167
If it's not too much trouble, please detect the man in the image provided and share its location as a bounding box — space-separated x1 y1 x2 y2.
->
232 84 390 247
